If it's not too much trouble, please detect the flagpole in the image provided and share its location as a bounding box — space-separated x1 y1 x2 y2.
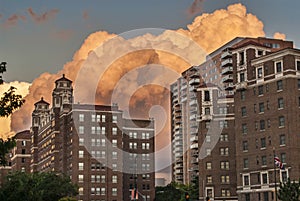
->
273 148 278 201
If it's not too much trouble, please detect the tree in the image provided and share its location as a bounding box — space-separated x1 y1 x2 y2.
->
0 171 78 201
155 182 182 201
58 197 77 201
0 62 25 166
278 178 300 201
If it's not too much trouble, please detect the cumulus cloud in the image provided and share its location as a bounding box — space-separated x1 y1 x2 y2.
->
10 3 266 150
273 32 286 40
0 82 30 139
27 8 59 24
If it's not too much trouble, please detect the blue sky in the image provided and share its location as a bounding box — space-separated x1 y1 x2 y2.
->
0 0 299 82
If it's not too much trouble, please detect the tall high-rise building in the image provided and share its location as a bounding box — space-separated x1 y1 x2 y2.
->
29 75 155 201
170 37 297 201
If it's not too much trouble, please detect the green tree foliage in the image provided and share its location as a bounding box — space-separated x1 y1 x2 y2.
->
155 182 182 201
58 197 77 201
0 137 16 166
155 179 199 201
278 178 300 201
0 62 25 166
0 171 78 201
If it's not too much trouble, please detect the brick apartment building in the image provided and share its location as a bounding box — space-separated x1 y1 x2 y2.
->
1 75 155 201
171 37 300 201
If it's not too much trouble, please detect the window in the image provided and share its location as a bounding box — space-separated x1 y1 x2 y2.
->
78 175 84 182
101 188 106 195
221 189 230 197
220 161 229 170
281 153 286 163
206 162 212 170
245 193 250 201
220 134 228 141
258 85 264 95
79 114 84 122
241 90 246 100
261 138 266 149
21 149 26 154
263 192 269 201
260 120 265 131
242 124 247 134
257 67 263 78
280 135 286 146
78 163 84 171
78 126 84 134
206 188 213 198
205 121 210 129
242 141 248 151
101 175 105 183
241 107 247 117
296 60 300 71
221 175 230 183
243 174 250 185
21 141 26 146
206 148 211 156
219 120 228 128
240 72 245 82
298 79 300 89
220 147 229 156
129 142 137 149
259 103 264 113
239 51 245 65
112 115 117 123
278 98 284 109
243 158 249 169
281 170 288 182
254 104 256 113
142 143 150 150
205 107 210 115
21 158 25 163
261 155 267 166
260 172 268 185
79 150 84 158
112 127 118 135
101 127 106 135
112 188 117 196
91 114 96 122
112 139 117 147
112 151 117 159
206 175 213 183
112 175 117 183
266 84 269 92
101 139 106 147
275 61 282 73
101 115 106 122
277 80 283 91
79 138 84 146
206 135 211 142
204 91 210 101
279 116 285 127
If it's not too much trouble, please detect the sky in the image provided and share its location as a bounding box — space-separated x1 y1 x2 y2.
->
1 0 299 181
0 0 299 83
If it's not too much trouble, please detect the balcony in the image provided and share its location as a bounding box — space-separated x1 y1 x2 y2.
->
189 114 197 121
221 58 233 67
236 82 248 90
175 113 182 119
190 136 198 142
224 82 234 90
221 51 232 59
221 74 233 82
200 114 212 121
191 158 199 164
189 99 198 106
190 143 198 149
221 66 233 75
189 78 200 85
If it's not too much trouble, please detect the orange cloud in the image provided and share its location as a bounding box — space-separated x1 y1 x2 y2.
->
11 3 265 141
27 7 59 24
4 14 26 27
273 32 286 40
187 0 205 17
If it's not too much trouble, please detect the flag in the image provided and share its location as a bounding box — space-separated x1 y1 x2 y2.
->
131 188 138 200
274 156 285 170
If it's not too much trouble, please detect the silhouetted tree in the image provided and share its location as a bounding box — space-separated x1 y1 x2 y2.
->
0 62 25 166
